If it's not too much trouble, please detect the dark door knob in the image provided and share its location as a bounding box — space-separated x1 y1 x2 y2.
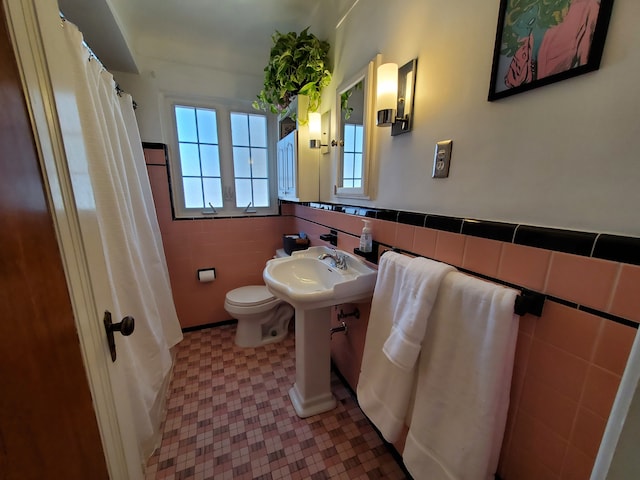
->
103 311 135 362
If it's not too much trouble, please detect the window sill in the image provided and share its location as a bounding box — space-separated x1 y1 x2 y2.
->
335 191 370 200
173 209 280 220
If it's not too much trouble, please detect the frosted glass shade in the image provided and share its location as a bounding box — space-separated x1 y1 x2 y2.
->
308 112 321 140
376 63 398 112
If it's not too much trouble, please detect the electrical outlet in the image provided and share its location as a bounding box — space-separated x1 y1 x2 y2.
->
432 140 452 178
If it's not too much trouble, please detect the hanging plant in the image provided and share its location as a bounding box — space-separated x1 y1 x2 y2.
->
252 27 332 121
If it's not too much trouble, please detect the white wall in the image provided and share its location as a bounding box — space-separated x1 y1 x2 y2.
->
115 59 264 143
116 0 640 237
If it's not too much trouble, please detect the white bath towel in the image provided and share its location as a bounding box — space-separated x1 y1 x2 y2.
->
403 271 519 480
383 257 455 371
357 252 453 442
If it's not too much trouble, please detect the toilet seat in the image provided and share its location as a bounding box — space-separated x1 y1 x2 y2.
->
225 285 279 308
226 285 274 306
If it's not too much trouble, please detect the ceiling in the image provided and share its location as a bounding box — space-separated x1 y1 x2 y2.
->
58 0 356 74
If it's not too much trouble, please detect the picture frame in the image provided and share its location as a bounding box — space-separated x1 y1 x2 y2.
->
488 0 615 101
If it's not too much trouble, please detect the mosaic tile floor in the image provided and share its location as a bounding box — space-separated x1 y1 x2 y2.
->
145 324 409 480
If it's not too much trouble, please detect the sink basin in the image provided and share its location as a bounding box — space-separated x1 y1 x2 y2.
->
263 246 377 309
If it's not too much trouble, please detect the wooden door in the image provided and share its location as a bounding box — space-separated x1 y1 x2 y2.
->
0 5 108 479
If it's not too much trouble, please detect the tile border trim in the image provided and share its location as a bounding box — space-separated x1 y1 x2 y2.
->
294 201 640 266
143 143 177 220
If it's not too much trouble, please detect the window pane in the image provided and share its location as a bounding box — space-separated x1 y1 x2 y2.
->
233 147 252 177
251 148 268 177
235 178 252 207
343 153 355 181
230 113 250 146
249 115 267 147
354 125 364 153
252 179 269 207
183 177 203 208
175 106 197 142
353 179 362 188
343 179 354 188
343 124 355 151
354 153 363 179
179 143 201 176
203 178 223 207
200 144 220 177
197 109 218 144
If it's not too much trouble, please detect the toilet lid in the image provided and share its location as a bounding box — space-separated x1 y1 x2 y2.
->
226 285 276 307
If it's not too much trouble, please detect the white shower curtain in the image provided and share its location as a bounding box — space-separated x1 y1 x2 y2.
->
60 21 183 463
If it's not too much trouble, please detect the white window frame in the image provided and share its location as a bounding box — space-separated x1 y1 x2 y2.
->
163 94 278 218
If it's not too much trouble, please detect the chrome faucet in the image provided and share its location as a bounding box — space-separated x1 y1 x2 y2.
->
318 249 347 270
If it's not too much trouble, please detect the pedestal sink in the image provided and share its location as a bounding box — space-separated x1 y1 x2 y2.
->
263 246 377 417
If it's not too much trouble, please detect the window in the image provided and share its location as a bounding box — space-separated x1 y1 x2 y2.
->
169 101 277 218
175 106 222 209
341 123 363 188
230 113 269 209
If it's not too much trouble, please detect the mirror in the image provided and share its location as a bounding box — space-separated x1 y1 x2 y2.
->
334 57 377 198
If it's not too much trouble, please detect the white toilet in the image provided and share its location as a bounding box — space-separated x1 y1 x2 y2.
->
224 250 294 348
224 286 293 347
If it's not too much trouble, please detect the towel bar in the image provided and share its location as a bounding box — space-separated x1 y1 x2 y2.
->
513 289 546 317
379 247 546 317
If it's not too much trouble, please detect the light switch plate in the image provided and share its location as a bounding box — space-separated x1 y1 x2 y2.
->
432 140 452 178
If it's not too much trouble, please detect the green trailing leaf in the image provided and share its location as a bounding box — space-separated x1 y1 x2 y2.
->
253 27 332 119
340 80 362 120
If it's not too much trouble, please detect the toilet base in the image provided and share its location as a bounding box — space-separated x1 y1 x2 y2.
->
232 302 293 348
234 323 288 348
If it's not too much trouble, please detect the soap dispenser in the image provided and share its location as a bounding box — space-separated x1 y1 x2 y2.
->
359 219 373 253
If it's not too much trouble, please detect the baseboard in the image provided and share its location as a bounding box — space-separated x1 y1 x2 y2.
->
181 319 237 333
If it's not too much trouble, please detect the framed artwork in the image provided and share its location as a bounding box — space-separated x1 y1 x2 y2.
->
488 0 615 101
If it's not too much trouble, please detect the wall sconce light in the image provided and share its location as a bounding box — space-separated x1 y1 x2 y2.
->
309 111 322 148
309 111 331 153
376 58 417 136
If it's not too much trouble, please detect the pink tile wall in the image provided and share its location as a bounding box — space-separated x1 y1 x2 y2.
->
287 204 638 480
546 253 619 312
329 302 372 391
498 301 634 479
145 150 293 329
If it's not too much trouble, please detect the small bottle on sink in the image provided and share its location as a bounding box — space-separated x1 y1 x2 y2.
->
359 220 372 253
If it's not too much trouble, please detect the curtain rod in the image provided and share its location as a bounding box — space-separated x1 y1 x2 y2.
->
59 13 137 109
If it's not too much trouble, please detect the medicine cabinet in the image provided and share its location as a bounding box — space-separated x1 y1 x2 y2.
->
334 55 377 199
276 95 319 202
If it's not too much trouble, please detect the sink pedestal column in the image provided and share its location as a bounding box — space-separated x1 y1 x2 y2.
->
288 306 336 418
